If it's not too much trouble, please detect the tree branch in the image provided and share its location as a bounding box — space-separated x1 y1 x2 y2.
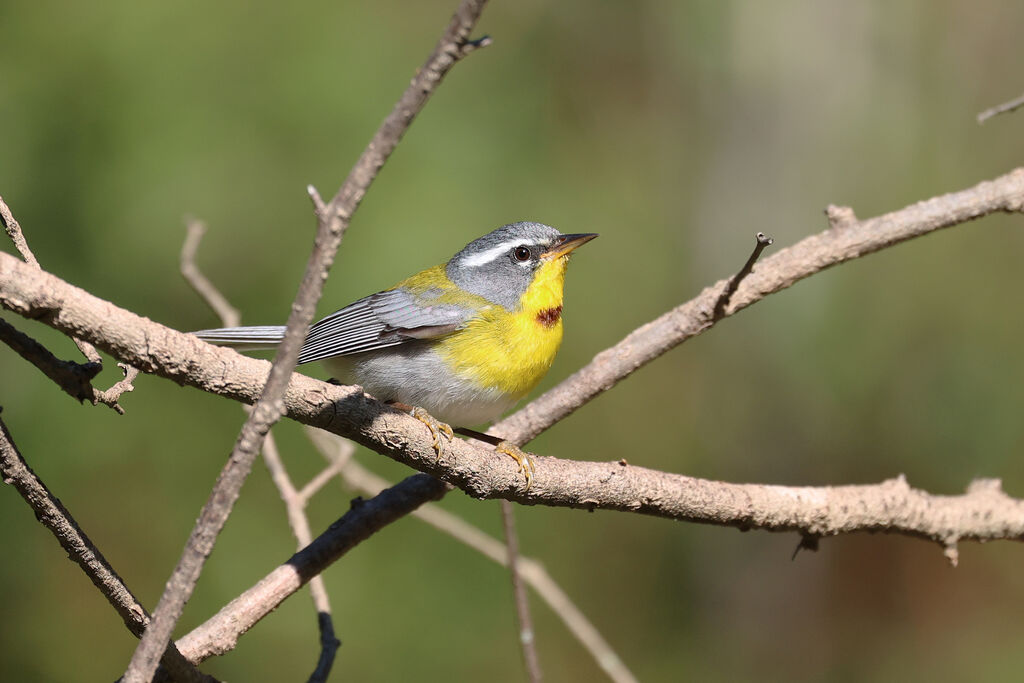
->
977 91 1024 124
0 413 216 683
2 194 102 364
305 433 637 683
181 217 341 681
501 500 542 682
2 171 1023 554
175 473 448 662
2 196 135 412
492 168 1024 446
123 3 492 679
0 316 101 402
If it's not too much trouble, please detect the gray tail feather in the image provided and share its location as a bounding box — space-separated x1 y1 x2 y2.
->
192 326 287 351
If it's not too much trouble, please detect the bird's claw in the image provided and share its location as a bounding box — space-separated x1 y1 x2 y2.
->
496 440 536 490
410 406 454 461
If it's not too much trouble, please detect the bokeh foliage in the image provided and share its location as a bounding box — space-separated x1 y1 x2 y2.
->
2 1 1024 681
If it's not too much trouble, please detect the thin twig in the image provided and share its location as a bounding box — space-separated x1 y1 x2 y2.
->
182 220 341 680
123 3 493 679
0 195 39 267
94 363 140 414
501 500 542 683
180 219 241 329
306 429 637 683
262 432 341 683
0 412 216 683
712 232 773 320
0 316 101 401
977 91 1024 124
298 450 352 503
0 316 134 413
0 195 102 364
189 254 342 677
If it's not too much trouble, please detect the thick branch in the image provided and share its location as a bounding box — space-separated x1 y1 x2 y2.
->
2 170 1024 542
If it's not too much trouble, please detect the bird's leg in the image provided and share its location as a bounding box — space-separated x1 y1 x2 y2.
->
454 428 536 490
388 402 453 461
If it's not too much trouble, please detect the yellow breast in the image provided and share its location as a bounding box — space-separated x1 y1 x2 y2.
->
438 256 569 398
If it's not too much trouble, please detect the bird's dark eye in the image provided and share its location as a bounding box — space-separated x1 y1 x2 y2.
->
512 246 531 262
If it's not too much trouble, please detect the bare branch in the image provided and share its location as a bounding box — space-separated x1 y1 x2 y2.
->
175 473 448 663
180 219 241 329
0 195 39 267
1 195 102 364
182 426 639 682
0 413 216 683
334 457 639 683
977 91 1024 124
3 171 1024 549
712 231 774 320
262 432 341 682
124 3 493 679
0 316 101 401
492 167 1024 446
501 500 542 682
93 363 140 413
182 217 341 680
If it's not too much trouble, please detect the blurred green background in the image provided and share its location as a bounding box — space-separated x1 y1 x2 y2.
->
2 1 1024 681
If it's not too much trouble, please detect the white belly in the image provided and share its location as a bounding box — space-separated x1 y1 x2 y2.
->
321 344 519 427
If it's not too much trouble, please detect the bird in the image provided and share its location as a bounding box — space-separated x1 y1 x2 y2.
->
192 222 597 487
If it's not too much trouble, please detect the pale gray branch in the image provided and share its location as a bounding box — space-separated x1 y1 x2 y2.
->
977 91 1024 124
1 170 1023 630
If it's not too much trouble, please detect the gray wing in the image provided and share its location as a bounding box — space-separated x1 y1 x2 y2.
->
296 288 474 364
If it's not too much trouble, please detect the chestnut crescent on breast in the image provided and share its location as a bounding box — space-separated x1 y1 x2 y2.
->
536 305 562 327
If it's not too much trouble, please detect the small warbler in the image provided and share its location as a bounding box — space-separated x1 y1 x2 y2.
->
193 222 596 486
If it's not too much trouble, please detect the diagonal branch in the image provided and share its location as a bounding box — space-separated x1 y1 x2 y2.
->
123 2 493 680
0 413 217 683
491 168 1024 446
0 316 101 402
175 473 448 662
181 217 340 682
977 91 1024 124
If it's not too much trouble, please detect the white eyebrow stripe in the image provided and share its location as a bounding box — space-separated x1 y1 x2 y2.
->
459 240 526 267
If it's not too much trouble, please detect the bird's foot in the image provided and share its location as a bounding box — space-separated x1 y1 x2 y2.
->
496 441 536 490
409 406 454 461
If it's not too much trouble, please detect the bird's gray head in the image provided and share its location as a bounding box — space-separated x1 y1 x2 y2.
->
446 222 597 310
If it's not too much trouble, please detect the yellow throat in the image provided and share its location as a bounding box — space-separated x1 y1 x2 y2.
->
439 255 570 398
